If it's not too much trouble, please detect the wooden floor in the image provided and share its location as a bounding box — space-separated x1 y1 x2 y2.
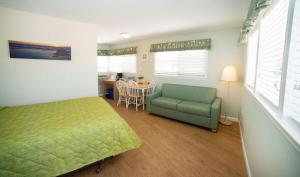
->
63 99 248 177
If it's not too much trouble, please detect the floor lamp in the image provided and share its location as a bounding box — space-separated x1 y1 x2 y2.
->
220 65 238 126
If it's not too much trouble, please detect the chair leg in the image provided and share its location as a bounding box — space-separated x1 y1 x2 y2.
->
135 97 138 111
142 96 145 110
117 97 120 106
126 97 129 109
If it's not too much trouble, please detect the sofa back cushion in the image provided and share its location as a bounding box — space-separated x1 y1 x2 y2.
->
161 83 216 104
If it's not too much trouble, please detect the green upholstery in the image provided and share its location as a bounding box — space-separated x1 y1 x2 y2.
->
177 101 211 117
210 98 222 129
151 97 182 110
150 105 211 128
146 91 161 111
147 83 221 131
162 83 217 104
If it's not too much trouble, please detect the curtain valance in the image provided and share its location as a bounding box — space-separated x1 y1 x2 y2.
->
150 39 211 52
97 47 137 56
238 0 272 43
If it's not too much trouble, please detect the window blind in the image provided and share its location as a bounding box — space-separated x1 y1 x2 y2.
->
284 0 300 123
246 30 259 88
154 50 208 78
109 55 136 73
97 54 136 74
255 0 289 106
97 56 109 73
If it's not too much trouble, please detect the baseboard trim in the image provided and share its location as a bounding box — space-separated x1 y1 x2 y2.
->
220 115 238 122
239 121 252 177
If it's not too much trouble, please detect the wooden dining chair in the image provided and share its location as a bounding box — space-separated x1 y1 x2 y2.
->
126 80 143 111
116 79 128 107
146 80 156 96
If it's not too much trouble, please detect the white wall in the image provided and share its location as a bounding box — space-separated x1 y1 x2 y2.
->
109 29 244 118
0 7 99 106
241 88 300 177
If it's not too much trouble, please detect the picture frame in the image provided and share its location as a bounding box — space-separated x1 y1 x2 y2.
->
9 40 71 60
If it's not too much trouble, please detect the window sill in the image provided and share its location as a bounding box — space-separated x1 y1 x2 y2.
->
244 85 300 152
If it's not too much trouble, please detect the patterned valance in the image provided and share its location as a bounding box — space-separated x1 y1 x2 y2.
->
97 49 110 56
150 39 211 52
97 47 137 56
238 0 272 43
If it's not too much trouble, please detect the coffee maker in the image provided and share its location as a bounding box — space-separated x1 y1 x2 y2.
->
116 73 123 81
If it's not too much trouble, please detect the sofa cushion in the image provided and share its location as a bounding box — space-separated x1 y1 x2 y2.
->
177 101 211 117
151 97 182 110
161 84 216 104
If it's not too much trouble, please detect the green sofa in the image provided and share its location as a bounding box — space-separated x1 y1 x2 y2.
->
146 83 222 132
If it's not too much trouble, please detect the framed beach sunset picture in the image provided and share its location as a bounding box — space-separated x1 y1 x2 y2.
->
8 40 71 60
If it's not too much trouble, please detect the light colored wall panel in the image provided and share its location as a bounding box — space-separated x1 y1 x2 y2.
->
0 7 99 106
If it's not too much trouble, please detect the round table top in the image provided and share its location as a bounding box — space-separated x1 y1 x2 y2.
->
137 82 150 89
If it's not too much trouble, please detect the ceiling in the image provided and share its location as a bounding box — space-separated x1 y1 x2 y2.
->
0 0 250 44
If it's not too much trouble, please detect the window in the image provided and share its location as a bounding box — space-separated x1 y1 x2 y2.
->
154 50 208 78
108 55 136 73
97 56 109 73
245 0 300 145
97 54 136 74
255 0 289 106
246 30 259 88
284 0 300 124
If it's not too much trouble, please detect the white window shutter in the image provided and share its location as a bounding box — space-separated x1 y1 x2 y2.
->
97 54 137 73
97 56 109 73
154 50 208 78
246 30 259 88
284 0 300 123
256 0 289 106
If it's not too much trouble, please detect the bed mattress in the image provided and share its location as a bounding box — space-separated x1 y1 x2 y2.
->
0 97 142 177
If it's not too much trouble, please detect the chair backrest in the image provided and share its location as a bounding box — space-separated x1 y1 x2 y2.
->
127 80 140 97
161 83 217 104
118 78 127 82
147 80 156 96
116 80 127 95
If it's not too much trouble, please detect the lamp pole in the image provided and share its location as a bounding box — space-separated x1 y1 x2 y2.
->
220 80 233 125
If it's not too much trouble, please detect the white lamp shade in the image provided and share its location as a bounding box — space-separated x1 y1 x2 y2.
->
221 65 238 82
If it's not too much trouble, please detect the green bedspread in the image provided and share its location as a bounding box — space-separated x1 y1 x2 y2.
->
0 97 142 177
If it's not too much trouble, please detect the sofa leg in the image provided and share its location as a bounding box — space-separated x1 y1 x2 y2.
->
211 128 217 133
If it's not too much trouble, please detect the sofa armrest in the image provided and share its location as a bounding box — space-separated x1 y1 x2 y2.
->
146 90 162 112
210 97 222 130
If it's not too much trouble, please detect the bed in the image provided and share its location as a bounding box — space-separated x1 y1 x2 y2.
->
0 97 142 177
